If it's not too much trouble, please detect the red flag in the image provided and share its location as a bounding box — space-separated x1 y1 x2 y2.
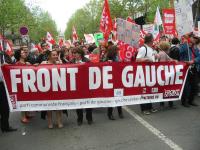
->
5 41 13 56
59 38 64 47
118 41 137 62
139 30 146 47
35 44 42 53
72 26 78 43
46 32 56 45
100 0 113 41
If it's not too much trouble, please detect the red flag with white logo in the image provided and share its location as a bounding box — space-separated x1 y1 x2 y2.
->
100 0 113 42
72 26 78 43
36 44 42 52
5 41 13 56
46 32 55 45
59 38 64 47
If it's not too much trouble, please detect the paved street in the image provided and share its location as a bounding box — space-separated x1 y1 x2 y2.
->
1 99 200 150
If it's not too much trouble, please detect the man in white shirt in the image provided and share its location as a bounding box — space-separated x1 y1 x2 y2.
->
136 33 158 115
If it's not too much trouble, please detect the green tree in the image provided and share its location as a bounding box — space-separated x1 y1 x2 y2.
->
64 0 170 40
30 10 58 42
0 0 29 35
0 0 58 43
65 0 103 39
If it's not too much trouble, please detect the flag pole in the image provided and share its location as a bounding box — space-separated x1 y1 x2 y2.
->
1 37 5 64
170 0 174 8
186 41 191 61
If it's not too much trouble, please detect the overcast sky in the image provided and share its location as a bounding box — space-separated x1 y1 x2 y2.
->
26 0 90 32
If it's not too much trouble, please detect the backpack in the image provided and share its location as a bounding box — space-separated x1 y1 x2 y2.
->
132 45 147 61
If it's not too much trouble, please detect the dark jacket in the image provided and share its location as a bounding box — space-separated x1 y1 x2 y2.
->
36 53 48 64
169 46 180 61
179 43 200 71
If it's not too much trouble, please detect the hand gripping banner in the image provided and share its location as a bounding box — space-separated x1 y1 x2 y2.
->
1 62 189 111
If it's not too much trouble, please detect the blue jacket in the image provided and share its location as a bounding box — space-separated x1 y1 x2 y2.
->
179 43 200 62
179 43 200 71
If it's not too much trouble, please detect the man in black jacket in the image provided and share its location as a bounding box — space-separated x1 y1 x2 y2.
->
166 37 181 108
169 37 180 61
0 53 17 133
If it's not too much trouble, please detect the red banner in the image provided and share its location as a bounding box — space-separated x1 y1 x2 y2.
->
1 62 189 111
163 9 176 36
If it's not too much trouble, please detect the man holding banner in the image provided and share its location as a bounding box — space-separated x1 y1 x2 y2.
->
136 33 158 115
180 33 200 107
0 53 17 132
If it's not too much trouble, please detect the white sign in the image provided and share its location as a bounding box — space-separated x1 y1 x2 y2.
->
84 34 95 44
143 24 154 34
117 18 140 48
21 35 30 44
174 0 194 36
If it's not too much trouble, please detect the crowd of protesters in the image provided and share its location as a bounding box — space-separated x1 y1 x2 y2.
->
1 31 200 131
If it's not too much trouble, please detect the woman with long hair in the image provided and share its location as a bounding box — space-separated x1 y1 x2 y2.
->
41 49 63 129
14 46 31 123
71 47 93 126
103 45 124 120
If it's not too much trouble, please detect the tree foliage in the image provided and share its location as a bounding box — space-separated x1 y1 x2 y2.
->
64 0 170 39
0 0 58 43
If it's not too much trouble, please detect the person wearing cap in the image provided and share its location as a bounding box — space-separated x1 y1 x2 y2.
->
180 33 200 107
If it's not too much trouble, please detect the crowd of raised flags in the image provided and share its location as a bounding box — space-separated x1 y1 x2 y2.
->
0 0 198 59
0 0 200 131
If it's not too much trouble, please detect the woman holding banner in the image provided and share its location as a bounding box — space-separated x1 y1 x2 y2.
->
103 45 124 120
70 47 93 126
157 41 176 109
14 47 33 123
41 49 64 129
